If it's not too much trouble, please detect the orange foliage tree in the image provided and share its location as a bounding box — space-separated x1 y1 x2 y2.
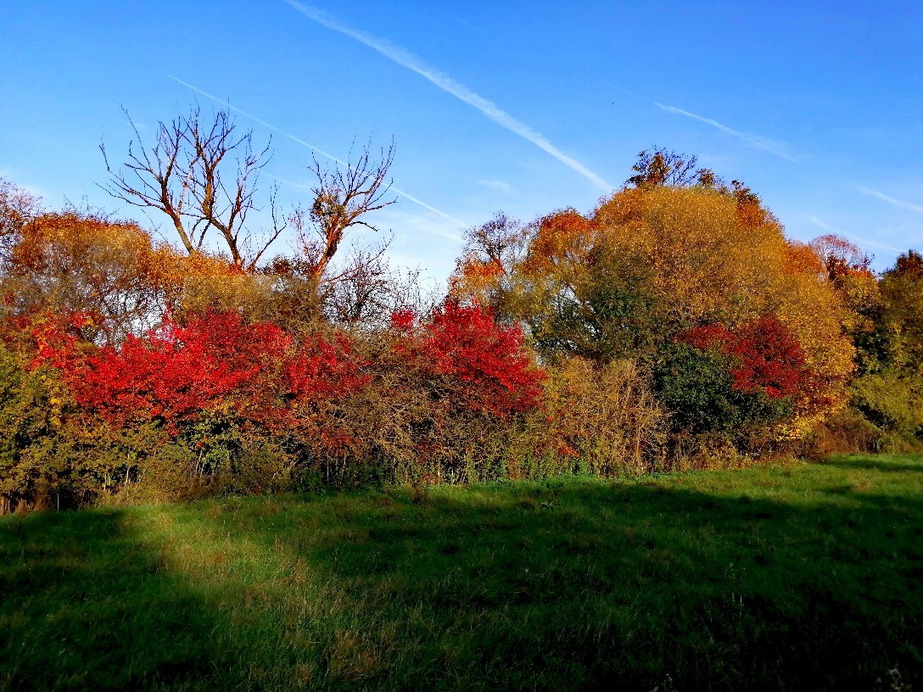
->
452 156 856 441
0 211 278 342
4 212 167 340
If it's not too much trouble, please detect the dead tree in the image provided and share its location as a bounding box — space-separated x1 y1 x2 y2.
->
298 142 396 283
101 106 285 271
282 142 398 323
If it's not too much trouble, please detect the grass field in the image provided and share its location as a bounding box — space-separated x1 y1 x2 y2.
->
2 454 922 690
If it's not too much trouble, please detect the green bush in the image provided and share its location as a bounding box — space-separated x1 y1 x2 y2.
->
0 344 76 512
850 373 923 450
654 342 794 445
131 426 301 501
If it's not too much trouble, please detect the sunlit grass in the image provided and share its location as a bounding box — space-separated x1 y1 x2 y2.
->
2 454 922 690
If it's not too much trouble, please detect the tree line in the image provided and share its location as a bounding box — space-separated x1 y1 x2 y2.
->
0 109 920 513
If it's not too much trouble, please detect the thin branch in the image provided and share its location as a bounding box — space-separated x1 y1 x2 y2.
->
100 105 280 269
306 140 397 281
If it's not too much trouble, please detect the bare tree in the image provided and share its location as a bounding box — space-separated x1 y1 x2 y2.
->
278 141 399 324
101 106 285 271
320 244 388 323
104 107 399 325
298 142 396 283
461 211 527 268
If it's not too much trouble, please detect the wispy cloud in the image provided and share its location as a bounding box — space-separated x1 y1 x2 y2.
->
806 214 902 253
168 75 469 238
386 208 470 249
0 168 51 200
477 179 513 193
856 186 923 213
282 1 614 193
655 103 797 161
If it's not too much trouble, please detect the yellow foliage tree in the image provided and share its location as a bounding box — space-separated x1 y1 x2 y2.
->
6 213 166 339
595 186 854 430
458 181 856 439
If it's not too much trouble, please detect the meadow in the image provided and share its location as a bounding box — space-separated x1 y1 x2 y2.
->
2 454 921 690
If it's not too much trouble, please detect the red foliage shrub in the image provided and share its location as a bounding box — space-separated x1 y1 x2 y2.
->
681 315 807 400
6 303 543 488
392 301 544 417
32 310 368 436
389 308 416 333
286 333 368 403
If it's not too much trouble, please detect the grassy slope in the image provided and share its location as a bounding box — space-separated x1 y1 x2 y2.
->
1 455 921 691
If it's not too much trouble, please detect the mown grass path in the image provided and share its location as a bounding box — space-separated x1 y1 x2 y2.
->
2 455 921 690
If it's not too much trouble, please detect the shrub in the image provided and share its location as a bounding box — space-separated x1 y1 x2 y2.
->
799 407 883 459
331 302 546 484
0 342 68 512
655 316 809 446
4 309 372 503
0 338 125 513
393 300 545 417
510 357 666 477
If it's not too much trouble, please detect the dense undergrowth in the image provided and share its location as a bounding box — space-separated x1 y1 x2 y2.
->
2 454 921 690
1 146 922 513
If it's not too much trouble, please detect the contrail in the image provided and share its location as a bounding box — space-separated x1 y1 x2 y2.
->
282 1 614 193
806 214 902 253
656 103 797 162
168 75 468 240
856 186 923 214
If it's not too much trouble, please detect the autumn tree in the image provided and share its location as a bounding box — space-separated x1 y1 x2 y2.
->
2 212 169 341
27 308 371 477
454 152 855 441
600 185 853 431
0 206 289 346
450 211 528 317
0 177 41 267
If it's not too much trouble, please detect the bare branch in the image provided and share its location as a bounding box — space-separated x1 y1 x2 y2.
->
101 106 282 269
245 183 288 271
303 140 397 281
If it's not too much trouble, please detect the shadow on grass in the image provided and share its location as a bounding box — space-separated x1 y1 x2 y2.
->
0 509 243 691
277 482 923 690
817 453 923 474
2 463 922 690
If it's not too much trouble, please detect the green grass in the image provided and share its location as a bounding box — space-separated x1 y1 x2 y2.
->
2 454 922 690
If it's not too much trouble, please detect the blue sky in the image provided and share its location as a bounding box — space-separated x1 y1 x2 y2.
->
2 1 921 285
